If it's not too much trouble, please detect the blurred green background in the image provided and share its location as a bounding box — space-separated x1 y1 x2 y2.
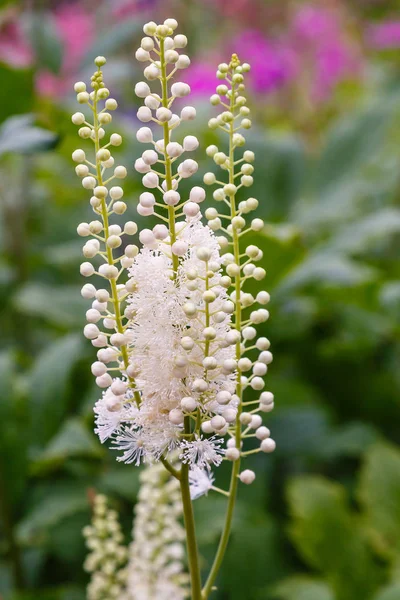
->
1 0 400 598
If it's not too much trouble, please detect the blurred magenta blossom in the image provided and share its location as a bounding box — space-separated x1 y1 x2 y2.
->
37 3 94 97
290 4 362 101
367 20 400 49
203 0 258 18
234 30 296 93
0 1 369 106
184 33 296 99
186 4 361 104
184 61 218 97
111 0 159 20
0 11 32 68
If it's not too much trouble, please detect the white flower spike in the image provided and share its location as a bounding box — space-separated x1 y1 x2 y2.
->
76 27 276 600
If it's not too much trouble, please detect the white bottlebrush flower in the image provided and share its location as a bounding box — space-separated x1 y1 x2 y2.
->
180 435 225 470
77 26 278 600
83 494 129 600
78 24 275 496
127 462 188 600
105 218 236 464
189 466 215 500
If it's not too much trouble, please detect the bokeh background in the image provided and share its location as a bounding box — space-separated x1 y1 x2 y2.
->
1 0 400 598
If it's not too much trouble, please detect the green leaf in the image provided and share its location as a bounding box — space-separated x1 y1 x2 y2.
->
0 352 29 507
14 283 86 327
221 511 288 599
373 584 400 600
11 586 86 600
16 485 88 545
33 417 103 472
0 560 14 595
321 422 380 460
287 476 382 600
272 576 335 600
276 251 376 293
81 19 142 67
0 67 34 124
28 334 84 445
250 132 306 219
358 443 400 558
28 13 63 73
0 115 58 156
194 494 248 548
247 227 305 291
269 406 330 458
100 465 141 502
327 208 400 254
292 92 400 234
292 177 368 233
319 305 394 357
48 511 89 564
45 240 85 267
315 97 396 191
379 282 400 320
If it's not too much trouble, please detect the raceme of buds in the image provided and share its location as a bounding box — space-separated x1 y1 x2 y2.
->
133 16 201 241
74 37 274 486
83 494 129 600
72 56 141 427
127 462 188 600
75 23 276 600
93 20 240 475
203 54 276 493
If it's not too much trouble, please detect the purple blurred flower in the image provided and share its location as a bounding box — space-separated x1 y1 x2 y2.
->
234 30 295 94
367 20 400 49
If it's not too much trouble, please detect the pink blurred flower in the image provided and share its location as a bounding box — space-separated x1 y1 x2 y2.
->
37 3 94 98
36 71 61 97
0 12 32 68
290 4 361 102
292 4 341 41
111 0 159 20
367 20 400 49
55 3 94 71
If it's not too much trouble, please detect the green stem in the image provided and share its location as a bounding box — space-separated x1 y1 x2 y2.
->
202 71 243 600
160 455 181 480
181 421 203 600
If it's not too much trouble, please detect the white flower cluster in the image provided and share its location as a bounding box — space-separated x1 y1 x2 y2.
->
202 54 276 487
73 26 275 493
127 462 189 600
133 17 200 222
83 494 129 600
72 55 141 416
